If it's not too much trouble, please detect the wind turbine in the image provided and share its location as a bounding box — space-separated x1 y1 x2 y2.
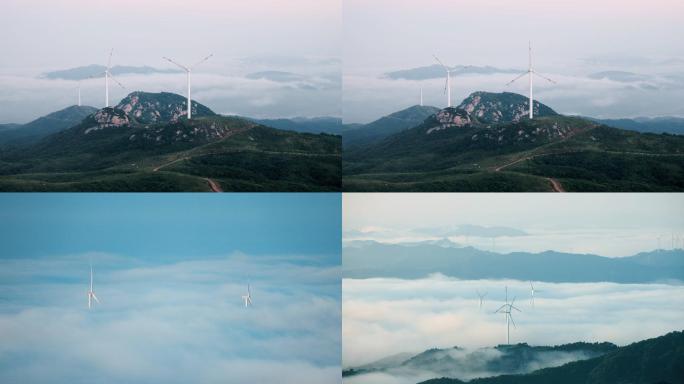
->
420 87 424 106
87 265 100 310
476 289 487 309
495 286 521 345
505 41 556 119
162 54 213 119
242 283 253 308
529 281 540 307
433 55 454 107
101 49 126 108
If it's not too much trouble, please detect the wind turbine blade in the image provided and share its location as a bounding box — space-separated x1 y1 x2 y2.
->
108 73 126 89
511 304 522 312
163 56 189 71
93 294 100 304
107 49 114 69
444 77 448 94
532 71 557 84
191 53 213 70
509 314 517 328
494 304 507 313
506 72 528 86
433 55 448 71
88 294 91 309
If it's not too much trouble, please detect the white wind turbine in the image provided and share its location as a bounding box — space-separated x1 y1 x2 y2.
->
529 281 540 307
505 41 556 119
87 265 100 310
433 55 453 107
476 289 487 309
162 54 213 119
495 286 521 345
101 49 126 108
242 283 253 308
420 87 424 106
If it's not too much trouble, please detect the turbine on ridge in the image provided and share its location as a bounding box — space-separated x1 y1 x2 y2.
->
162 54 213 119
494 286 521 345
505 41 556 119
101 49 126 107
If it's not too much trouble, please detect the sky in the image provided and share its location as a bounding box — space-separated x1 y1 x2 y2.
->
0 0 341 123
343 0 684 123
343 193 684 257
0 193 342 384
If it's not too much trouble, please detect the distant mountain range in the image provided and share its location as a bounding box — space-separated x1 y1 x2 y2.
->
343 91 684 192
344 341 617 381
343 105 440 148
247 116 342 135
0 105 97 146
587 116 684 135
416 331 684 384
0 92 341 191
343 240 684 283
384 65 521 80
42 65 182 80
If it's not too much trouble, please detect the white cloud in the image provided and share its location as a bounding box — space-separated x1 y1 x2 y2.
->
343 276 684 368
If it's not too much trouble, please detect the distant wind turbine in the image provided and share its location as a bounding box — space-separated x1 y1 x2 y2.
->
101 49 126 108
87 265 100 309
529 281 540 307
242 283 253 308
476 289 487 309
505 41 556 119
433 55 454 107
162 53 213 119
420 87 424 106
495 286 521 345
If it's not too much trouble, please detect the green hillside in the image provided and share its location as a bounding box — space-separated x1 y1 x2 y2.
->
343 92 684 192
0 92 341 191
418 331 684 384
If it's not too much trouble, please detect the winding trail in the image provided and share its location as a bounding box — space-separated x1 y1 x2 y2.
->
546 177 565 192
205 178 223 192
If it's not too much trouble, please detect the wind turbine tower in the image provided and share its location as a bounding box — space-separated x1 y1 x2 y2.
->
433 55 453 107
162 54 213 119
506 41 556 119
242 283 253 308
476 290 487 309
102 49 126 108
495 286 521 344
87 265 100 309
420 87 424 106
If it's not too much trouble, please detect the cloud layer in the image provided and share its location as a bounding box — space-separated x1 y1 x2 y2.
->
343 276 684 369
0 253 341 384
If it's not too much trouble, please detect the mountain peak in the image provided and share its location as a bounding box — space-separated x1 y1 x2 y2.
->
457 91 558 124
115 91 216 124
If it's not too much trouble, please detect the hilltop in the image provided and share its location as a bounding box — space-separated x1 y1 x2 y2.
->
0 91 341 191
343 92 684 192
0 105 98 147
416 331 684 384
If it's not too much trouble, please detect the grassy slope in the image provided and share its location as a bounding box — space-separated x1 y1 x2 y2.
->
343 117 684 192
0 116 341 191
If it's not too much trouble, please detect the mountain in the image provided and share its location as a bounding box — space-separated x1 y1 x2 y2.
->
0 105 98 147
42 65 181 80
344 342 617 381
116 91 215 124
343 241 684 283
0 92 341 192
587 116 684 135
343 91 684 192
417 331 684 384
384 65 521 80
343 105 440 148
247 116 343 134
